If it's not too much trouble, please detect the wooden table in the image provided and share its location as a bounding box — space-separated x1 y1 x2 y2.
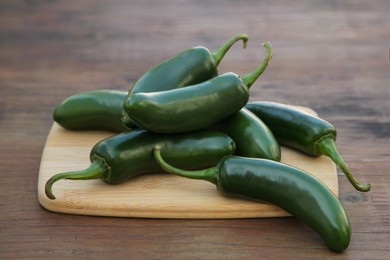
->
1 0 389 259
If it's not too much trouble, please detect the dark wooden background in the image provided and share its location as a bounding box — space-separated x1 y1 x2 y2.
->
1 0 389 259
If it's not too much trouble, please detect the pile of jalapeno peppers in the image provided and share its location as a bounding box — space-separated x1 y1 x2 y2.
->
47 34 371 252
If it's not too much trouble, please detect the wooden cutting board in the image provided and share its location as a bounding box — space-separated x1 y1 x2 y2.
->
38 106 338 219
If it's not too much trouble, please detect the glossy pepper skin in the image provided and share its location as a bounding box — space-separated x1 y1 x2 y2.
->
124 42 272 133
212 108 281 161
54 90 280 162
245 101 370 192
53 90 128 132
122 34 249 128
153 147 351 253
45 129 236 200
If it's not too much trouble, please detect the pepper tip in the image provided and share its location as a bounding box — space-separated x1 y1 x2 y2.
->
153 145 162 152
44 180 57 200
357 182 371 192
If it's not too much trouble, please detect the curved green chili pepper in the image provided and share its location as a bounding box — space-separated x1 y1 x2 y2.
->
153 146 351 252
245 101 370 192
212 108 281 161
45 129 236 200
122 34 249 128
124 42 272 133
53 90 128 132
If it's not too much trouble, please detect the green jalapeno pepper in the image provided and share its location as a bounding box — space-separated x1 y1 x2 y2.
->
53 89 281 161
123 41 272 133
153 146 351 252
245 101 370 192
53 90 128 132
212 108 281 161
45 129 236 200
122 34 249 128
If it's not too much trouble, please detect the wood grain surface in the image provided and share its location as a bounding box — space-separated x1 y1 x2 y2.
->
1 0 389 259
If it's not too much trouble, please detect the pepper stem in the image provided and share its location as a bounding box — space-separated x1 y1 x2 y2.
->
153 146 218 185
316 136 371 192
212 34 249 66
242 41 273 89
44 159 106 200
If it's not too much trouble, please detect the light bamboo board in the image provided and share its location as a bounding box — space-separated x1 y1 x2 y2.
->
38 106 338 219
